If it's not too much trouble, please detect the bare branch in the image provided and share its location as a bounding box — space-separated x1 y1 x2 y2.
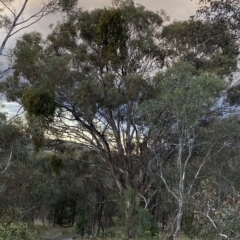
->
15 6 48 26
187 145 212 196
10 11 46 37
154 170 179 201
194 210 228 239
138 193 149 209
0 0 16 17
5 105 24 124
0 148 12 174
0 0 28 55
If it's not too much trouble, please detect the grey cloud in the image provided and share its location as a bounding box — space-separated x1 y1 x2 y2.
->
0 94 22 117
21 0 198 39
80 0 198 20
9 0 198 41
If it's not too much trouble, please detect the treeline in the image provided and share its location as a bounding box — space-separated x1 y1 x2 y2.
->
1 0 240 239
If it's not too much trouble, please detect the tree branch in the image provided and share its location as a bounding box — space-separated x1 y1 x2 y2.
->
0 148 13 174
0 0 16 17
0 0 28 55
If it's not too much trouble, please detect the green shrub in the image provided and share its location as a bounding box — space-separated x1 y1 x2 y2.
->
76 205 91 237
117 188 159 239
0 222 37 240
134 207 159 239
22 86 56 119
48 194 77 227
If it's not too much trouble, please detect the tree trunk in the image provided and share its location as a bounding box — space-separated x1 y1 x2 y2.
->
125 198 136 239
168 200 184 240
123 187 140 239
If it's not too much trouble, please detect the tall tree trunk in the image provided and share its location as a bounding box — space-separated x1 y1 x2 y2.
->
172 200 183 240
123 187 140 239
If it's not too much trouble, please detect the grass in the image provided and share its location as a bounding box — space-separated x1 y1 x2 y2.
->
33 224 205 240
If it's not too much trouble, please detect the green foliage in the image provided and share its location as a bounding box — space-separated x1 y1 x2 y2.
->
9 1 166 126
49 153 65 175
120 188 159 239
96 8 127 58
0 112 6 123
227 83 240 105
76 206 91 237
49 194 77 227
58 0 78 12
212 196 240 238
134 208 159 239
197 0 240 37
21 84 56 151
22 85 56 119
162 19 238 76
182 211 195 237
25 114 46 151
13 32 43 84
184 139 240 240
0 223 37 240
0 117 29 163
140 62 225 128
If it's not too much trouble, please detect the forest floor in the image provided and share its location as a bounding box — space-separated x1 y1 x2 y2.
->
38 230 195 240
39 235 196 240
36 224 197 240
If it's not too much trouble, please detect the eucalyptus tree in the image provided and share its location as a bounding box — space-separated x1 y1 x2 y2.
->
188 116 240 240
0 0 77 80
161 19 238 77
0 0 78 55
195 0 240 105
196 0 240 42
139 62 226 239
6 1 166 237
0 114 36 223
0 113 29 173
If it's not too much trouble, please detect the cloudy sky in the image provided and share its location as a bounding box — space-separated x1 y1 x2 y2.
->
11 0 198 37
79 0 198 20
1 0 198 117
22 0 198 19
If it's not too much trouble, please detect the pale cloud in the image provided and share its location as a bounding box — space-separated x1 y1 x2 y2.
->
78 0 198 20
17 0 198 23
7 0 198 41
4 0 198 48
124 0 198 20
21 0 197 37
79 0 112 10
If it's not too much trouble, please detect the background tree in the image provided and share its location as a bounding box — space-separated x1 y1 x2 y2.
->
139 62 225 239
0 0 78 81
197 0 240 44
196 0 240 106
161 19 238 77
0 115 34 224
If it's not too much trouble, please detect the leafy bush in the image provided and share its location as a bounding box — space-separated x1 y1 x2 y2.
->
117 187 159 239
0 223 37 240
22 85 56 119
134 207 159 239
48 194 77 227
76 205 91 237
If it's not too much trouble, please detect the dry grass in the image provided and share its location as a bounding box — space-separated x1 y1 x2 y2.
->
34 225 204 240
